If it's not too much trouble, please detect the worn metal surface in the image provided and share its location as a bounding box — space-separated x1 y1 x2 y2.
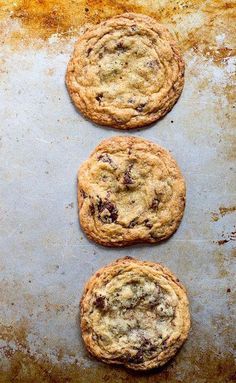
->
0 1 235 382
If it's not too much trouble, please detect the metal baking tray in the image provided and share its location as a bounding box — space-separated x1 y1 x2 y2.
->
0 1 235 382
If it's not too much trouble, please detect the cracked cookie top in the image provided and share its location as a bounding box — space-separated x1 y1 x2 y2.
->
78 136 185 247
66 13 184 129
80 257 190 370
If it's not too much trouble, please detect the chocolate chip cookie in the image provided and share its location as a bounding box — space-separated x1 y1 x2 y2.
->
66 13 184 129
80 257 190 371
78 136 185 247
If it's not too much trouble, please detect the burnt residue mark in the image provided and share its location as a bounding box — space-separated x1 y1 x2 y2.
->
216 228 236 246
123 163 134 185
219 206 236 217
1 319 236 383
218 239 229 245
211 206 236 221
97 197 118 223
211 212 219 222
65 202 74 209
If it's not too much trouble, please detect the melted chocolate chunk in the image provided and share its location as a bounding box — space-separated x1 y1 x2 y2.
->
144 219 153 229
123 164 134 185
141 337 156 352
128 349 144 364
95 93 103 104
131 24 137 32
128 218 138 228
97 198 118 223
94 296 106 309
97 153 117 168
146 59 158 68
89 203 95 215
80 189 87 198
116 42 126 53
151 197 160 209
87 48 92 56
128 98 134 104
136 103 146 112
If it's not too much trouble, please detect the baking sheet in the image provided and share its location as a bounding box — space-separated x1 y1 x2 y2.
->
0 1 235 382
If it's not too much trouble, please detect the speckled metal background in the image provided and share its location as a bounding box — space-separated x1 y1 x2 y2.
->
0 1 235 382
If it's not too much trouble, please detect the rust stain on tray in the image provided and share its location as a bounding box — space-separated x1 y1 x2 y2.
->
0 321 236 383
0 0 235 65
0 1 235 382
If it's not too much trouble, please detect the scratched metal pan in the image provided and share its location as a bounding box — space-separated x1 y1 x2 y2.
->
0 1 235 382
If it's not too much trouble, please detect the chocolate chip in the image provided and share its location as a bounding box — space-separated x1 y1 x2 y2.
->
94 296 106 309
98 153 113 165
116 42 126 53
87 48 92 56
131 24 137 32
97 198 118 223
151 197 160 209
95 93 103 104
128 349 144 364
128 98 134 104
124 164 134 185
146 59 158 68
85 7 89 12
89 203 95 215
98 52 103 59
128 217 138 228
141 337 156 352
80 189 87 198
136 103 146 112
144 219 153 229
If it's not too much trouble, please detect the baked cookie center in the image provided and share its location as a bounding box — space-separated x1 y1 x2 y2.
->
90 273 176 364
92 32 163 108
83 27 175 121
82 151 173 232
78 136 185 246
67 13 184 128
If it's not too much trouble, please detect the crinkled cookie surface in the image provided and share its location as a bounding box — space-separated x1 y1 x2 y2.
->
66 13 184 129
80 257 190 370
78 136 186 247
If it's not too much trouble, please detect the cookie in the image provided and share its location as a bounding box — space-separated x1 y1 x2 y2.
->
66 13 184 130
78 136 185 247
80 257 190 371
